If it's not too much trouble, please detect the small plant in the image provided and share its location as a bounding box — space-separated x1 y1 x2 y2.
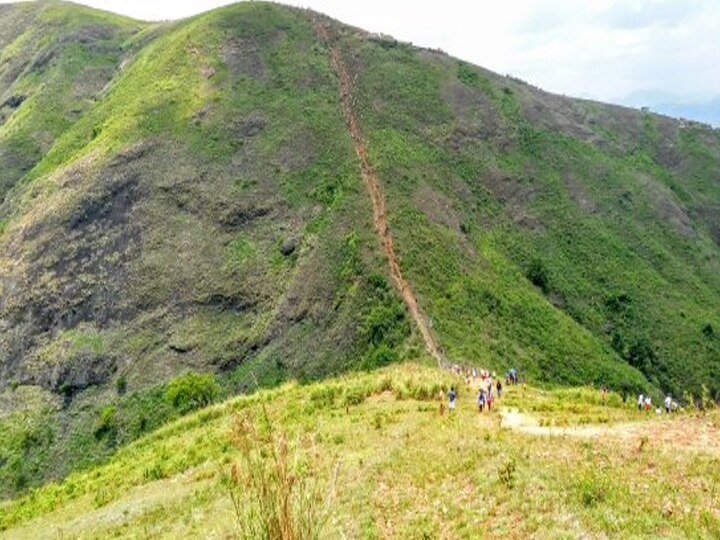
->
94 406 116 440
116 375 127 395
497 456 516 489
143 463 166 481
526 258 549 293
702 323 715 339
576 471 609 507
164 372 219 413
701 385 717 411
223 408 338 540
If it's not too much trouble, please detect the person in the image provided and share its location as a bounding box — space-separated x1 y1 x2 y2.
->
496 379 502 399
448 387 457 411
601 385 608 405
477 390 485 412
664 395 672 414
637 393 644 411
644 396 652 411
486 389 494 411
509 368 517 385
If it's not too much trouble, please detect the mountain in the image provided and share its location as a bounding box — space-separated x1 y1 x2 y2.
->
618 90 720 127
0 1 719 495
651 99 720 128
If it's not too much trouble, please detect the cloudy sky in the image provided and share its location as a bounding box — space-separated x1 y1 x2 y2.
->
43 0 720 104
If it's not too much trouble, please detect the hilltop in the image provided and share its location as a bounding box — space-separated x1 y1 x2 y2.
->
1 364 719 538
0 0 719 495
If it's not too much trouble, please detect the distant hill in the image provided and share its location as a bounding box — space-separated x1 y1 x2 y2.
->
0 1 718 495
651 99 720 127
618 90 720 127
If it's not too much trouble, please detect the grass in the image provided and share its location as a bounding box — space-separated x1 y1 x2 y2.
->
1 363 719 539
0 0 719 502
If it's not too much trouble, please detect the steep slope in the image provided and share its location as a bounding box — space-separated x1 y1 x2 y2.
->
0 1 148 201
0 1 718 495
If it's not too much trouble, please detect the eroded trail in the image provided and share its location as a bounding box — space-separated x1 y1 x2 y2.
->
313 18 443 366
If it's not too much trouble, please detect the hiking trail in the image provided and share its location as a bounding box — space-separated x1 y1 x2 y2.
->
499 409 720 455
312 17 443 367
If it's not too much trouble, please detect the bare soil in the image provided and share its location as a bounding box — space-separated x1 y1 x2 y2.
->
313 17 443 366
500 409 720 455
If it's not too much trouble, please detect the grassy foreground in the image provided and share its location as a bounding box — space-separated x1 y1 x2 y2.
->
1 363 718 539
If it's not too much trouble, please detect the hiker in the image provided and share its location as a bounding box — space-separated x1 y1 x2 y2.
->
477 390 485 412
638 393 644 411
644 396 652 411
601 385 608 404
496 379 502 399
664 395 672 414
486 389 494 411
448 386 457 411
509 368 517 385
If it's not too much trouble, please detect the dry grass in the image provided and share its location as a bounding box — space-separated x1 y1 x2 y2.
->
2 364 720 539
223 406 337 540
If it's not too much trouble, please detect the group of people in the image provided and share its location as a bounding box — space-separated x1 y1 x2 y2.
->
638 393 679 414
446 366 520 413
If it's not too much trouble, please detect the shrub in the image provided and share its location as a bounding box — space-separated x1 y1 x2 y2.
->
164 372 219 413
143 463 166 481
342 385 368 407
309 384 341 409
94 406 116 440
576 471 610 507
223 408 337 540
116 375 127 395
498 457 517 489
526 258 549 293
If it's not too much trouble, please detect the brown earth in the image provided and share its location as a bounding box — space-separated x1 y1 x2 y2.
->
312 16 443 366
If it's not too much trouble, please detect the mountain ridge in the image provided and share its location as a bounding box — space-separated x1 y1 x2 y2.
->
0 0 718 496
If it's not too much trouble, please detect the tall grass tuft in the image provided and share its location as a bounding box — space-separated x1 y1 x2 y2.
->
223 407 338 539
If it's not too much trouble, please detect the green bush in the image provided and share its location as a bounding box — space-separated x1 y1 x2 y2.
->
164 372 219 413
115 375 127 395
526 258 549 293
576 470 610 507
498 456 517 489
94 406 116 440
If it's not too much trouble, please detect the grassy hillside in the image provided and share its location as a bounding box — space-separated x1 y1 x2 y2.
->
1 364 719 538
0 1 718 496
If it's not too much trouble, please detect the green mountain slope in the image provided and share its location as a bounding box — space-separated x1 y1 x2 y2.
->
0 1 718 495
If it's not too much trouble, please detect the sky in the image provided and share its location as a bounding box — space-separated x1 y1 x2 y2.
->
28 0 720 104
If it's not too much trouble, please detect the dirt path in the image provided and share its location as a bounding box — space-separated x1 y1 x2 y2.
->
500 409 720 455
312 17 443 366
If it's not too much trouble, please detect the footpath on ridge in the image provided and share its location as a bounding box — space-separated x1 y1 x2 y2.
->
312 17 444 367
